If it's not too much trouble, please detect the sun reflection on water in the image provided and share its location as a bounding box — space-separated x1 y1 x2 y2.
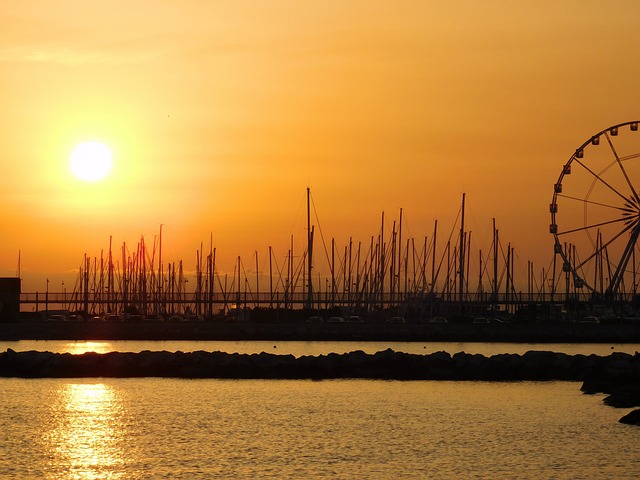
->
64 341 115 355
45 383 128 479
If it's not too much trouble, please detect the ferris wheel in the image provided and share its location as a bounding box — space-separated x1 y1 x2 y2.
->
550 121 640 297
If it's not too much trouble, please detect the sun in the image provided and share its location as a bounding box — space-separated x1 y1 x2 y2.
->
69 141 113 181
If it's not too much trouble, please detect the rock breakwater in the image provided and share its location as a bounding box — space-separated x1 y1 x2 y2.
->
2 348 639 382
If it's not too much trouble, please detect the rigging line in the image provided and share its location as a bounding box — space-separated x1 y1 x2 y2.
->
269 249 286 291
604 131 640 202
431 205 464 291
444 202 463 247
573 219 636 271
557 215 629 236
292 250 308 283
238 257 256 296
571 156 630 205
215 267 227 294
571 248 596 294
555 194 628 212
309 192 334 275
432 240 448 291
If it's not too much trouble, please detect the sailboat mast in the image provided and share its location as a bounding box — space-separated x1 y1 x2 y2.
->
493 219 499 307
107 236 112 313
211 246 216 317
269 246 273 309
431 220 437 294
158 225 163 315
398 207 403 302
255 251 259 309
84 254 90 314
306 187 313 309
380 211 385 306
459 193 466 306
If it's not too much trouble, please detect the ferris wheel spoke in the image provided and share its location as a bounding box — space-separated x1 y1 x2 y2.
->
571 251 596 292
606 223 640 295
572 157 632 205
605 132 640 202
555 193 627 212
619 152 640 162
573 219 637 271
556 215 629 236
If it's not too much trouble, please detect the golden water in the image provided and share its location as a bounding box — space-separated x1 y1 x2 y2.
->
1 378 639 479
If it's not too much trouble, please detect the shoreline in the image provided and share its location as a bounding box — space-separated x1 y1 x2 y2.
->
2 320 640 343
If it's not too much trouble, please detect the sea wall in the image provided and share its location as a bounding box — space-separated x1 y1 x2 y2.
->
2 348 639 382
3 320 640 342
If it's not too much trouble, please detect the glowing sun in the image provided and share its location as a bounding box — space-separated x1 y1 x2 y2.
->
69 141 113 181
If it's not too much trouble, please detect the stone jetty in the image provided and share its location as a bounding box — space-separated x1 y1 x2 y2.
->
1 348 638 382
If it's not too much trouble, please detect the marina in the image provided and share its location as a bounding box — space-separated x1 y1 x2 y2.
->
4 4 640 478
4 122 640 325
10 120 640 323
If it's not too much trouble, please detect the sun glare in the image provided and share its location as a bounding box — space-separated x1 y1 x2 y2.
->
70 141 113 181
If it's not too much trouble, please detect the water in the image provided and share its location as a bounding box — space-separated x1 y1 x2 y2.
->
2 339 639 356
1 378 639 479
2 342 639 478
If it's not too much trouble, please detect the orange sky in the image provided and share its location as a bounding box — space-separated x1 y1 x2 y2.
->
1 1 640 292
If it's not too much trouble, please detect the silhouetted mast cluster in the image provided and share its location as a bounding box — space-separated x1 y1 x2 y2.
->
22 191 579 319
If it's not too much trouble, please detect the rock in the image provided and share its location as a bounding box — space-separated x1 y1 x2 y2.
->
579 355 639 394
619 409 640 425
0 349 638 382
452 352 487 379
603 383 640 408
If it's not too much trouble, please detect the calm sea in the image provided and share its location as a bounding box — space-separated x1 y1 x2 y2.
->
1 341 639 478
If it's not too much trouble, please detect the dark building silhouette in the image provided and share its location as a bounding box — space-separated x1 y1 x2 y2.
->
0 278 20 322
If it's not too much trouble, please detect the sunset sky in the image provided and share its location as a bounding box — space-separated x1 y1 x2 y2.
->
1 1 640 292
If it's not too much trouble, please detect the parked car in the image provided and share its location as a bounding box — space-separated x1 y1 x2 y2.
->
580 316 600 323
389 316 406 323
429 316 448 323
